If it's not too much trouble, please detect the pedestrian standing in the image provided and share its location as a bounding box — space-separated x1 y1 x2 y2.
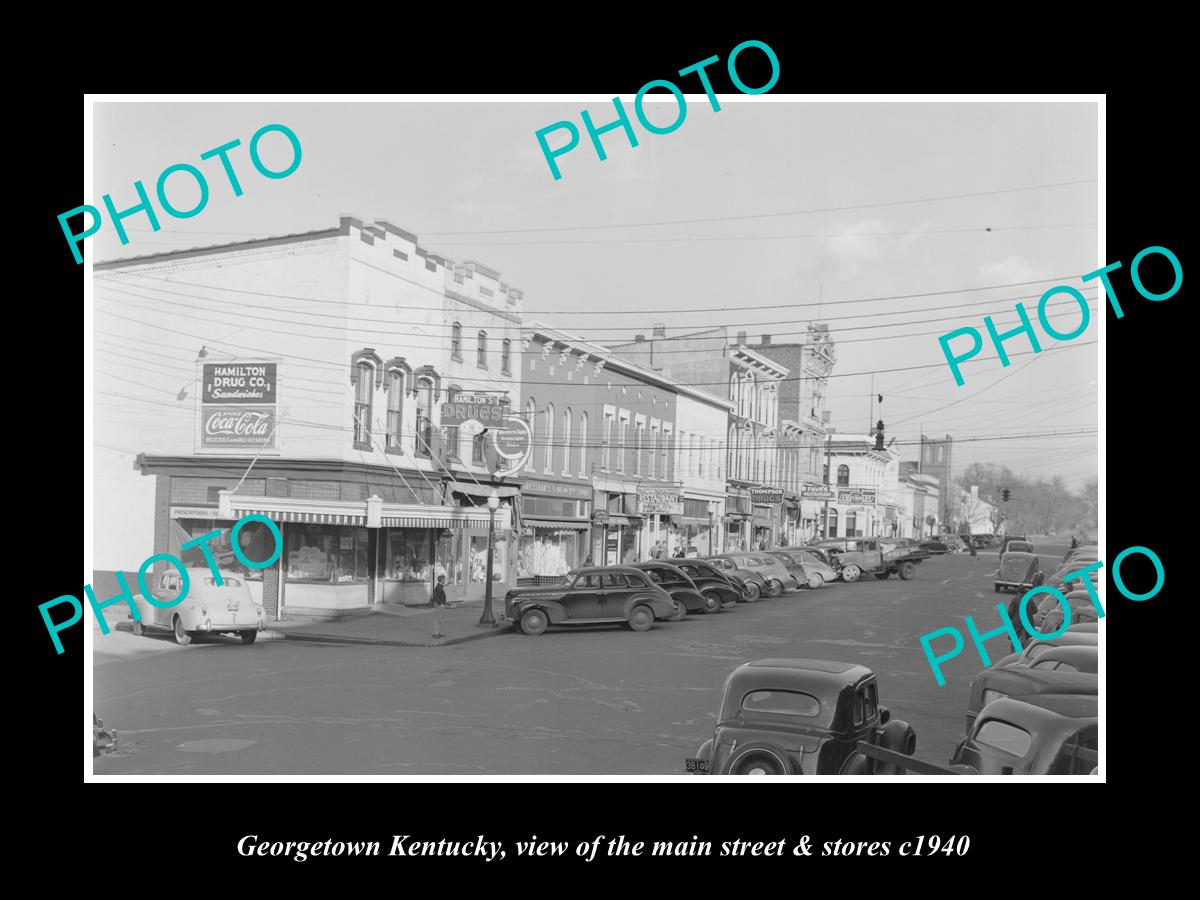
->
969 539 978 560
1071 535 1079 549
431 574 447 607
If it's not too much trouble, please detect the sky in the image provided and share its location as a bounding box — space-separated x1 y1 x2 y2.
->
90 99 1099 567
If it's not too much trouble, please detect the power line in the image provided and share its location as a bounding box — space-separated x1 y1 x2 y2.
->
420 179 1099 235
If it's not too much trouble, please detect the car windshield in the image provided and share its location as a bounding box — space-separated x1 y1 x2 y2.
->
741 690 822 718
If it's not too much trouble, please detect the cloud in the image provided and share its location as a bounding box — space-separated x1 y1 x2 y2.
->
817 219 885 281
980 255 1038 284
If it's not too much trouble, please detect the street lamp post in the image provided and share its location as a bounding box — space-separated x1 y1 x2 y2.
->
707 501 716 555
478 488 500 627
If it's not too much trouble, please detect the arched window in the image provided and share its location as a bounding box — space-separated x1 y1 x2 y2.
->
501 339 512 374
353 361 373 448
745 373 755 419
602 413 613 472
414 377 434 458
578 411 588 476
617 416 628 474
385 368 404 450
477 331 488 368
727 425 737 480
837 464 850 486
451 322 462 360
525 397 538 472
561 408 572 475
730 373 739 411
648 425 657 479
543 402 555 473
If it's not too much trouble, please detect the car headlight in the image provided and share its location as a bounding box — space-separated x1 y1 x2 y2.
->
981 689 1008 706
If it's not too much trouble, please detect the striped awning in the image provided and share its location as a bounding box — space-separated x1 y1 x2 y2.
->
381 515 467 529
524 518 591 531
232 508 366 526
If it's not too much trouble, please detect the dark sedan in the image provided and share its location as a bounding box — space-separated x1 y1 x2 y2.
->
504 566 676 636
633 561 717 618
671 559 743 609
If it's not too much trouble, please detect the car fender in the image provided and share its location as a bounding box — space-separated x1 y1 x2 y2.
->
873 719 917 774
694 738 714 772
622 593 671 618
670 588 708 612
515 600 568 624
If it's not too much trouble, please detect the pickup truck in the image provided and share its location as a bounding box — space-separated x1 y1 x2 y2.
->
809 538 931 583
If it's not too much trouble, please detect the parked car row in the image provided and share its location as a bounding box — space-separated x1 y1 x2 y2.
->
952 621 1098 774
503 549 850 636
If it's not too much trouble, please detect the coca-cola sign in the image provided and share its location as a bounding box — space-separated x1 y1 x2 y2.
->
202 407 276 447
197 359 279 453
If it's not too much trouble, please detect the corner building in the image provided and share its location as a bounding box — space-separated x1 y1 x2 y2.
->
104 215 525 621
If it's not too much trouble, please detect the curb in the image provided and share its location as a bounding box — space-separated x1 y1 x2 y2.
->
272 623 515 649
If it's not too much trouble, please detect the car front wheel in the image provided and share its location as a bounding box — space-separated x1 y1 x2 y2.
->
842 565 862 583
742 582 761 602
628 604 655 632
702 592 722 613
667 599 687 622
240 629 258 645
172 616 192 645
807 573 823 590
898 561 916 580
767 579 784 597
520 608 548 636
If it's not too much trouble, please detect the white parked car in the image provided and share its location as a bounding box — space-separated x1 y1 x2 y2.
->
130 568 265 645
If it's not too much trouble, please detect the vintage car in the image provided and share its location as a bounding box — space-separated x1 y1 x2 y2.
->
503 566 676 635
965 663 1097 733
671 559 744 609
998 536 1032 556
1061 543 1099 564
1048 559 1100 592
129 567 265 645
633 561 717 617
1014 644 1098 674
699 556 770 601
704 554 791 596
1033 596 1101 641
765 549 830 589
685 659 917 776
811 538 926 583
994 550 1044 594
936 534 968 553
920 539 950 555
992 628 1098 668
950 694 1098 775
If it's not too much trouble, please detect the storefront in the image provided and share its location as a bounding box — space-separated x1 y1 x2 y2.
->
516 478 593 583
675 496 721 556
596 493 643 565
218 491 511 616
169 505 277 611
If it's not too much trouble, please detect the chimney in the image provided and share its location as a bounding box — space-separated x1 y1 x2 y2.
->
737 330 747 344
652 322 666 338
634 334 646 342
761 334 771 345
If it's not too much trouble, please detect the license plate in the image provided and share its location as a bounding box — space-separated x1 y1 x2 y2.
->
685 758 710 773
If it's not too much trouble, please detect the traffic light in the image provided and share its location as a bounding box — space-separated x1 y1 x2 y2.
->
1002 488 1011 502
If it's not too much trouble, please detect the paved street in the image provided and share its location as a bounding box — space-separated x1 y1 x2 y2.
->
93 540 1078 775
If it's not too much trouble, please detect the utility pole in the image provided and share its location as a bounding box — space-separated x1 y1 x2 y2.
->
823 433 833 538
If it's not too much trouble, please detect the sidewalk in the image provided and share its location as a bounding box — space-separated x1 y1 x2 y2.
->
266 599 515 648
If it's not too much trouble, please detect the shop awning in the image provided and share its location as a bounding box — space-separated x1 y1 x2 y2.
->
381 514 467 528
524 518 591 531
230 507 367 526
448 480 521 499
603 514 638 527
752 516 775 528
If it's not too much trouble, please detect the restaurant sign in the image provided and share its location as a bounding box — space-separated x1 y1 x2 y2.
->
838 488 877 505
801 484 835 501
750 487 784 505
636 486 685 516
198 360 280 452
